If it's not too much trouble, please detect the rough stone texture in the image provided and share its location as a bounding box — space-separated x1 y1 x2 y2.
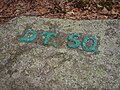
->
0 16 120 90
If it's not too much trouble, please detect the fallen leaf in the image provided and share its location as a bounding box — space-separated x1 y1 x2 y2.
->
100 7 109 15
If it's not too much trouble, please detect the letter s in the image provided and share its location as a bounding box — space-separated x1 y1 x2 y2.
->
67 33 80 49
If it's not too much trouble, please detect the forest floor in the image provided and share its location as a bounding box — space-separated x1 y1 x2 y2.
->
0 0 120 24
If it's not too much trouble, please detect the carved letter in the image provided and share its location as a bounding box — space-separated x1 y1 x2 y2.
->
41 32 57 46
67 33 80 48
82 36 97 52
19 29 37 43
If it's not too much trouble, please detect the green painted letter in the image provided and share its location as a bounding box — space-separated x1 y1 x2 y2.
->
67 33 80 48
82 36 97 52
19 29 37 43
41 32 57 46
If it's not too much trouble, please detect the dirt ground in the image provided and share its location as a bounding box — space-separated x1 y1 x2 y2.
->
0 0 120 24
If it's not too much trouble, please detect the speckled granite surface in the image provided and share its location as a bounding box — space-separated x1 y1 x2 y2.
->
0 16 120 90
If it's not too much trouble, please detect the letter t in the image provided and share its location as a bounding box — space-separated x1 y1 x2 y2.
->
41 32 57 46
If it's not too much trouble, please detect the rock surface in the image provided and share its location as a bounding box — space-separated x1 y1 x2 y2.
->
0 16 120 90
